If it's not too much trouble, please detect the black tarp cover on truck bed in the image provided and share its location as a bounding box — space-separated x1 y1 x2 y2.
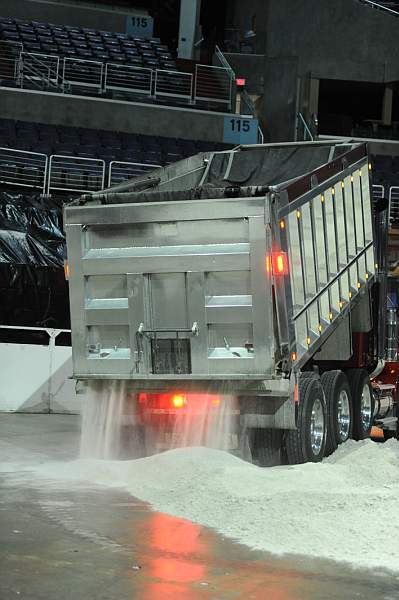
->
205 146 335 188
76 144 349 206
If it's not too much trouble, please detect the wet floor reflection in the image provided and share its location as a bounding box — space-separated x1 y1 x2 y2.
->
130 510 306 600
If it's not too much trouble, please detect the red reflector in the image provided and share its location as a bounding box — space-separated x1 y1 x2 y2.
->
294 383 299 403
236 77 246 87
266 252 289 276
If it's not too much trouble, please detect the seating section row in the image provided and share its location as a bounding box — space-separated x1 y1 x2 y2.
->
0 16 177 70
0 118 227 165
372 154 399 188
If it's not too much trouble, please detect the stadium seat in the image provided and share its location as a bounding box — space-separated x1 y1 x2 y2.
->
0 16 176 71
0 118 229 182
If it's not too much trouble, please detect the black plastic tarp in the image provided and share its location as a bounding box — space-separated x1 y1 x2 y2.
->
0 191 65 267
0 190 69 335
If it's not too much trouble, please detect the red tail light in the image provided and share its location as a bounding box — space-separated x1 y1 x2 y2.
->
138 392 222 410
266 252 288 276
172 394 186 408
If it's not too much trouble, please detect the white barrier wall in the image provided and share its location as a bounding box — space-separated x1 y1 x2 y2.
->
0 328 80 413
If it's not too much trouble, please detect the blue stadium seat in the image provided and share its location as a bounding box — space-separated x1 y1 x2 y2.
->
0 118 229 178
0 16 177 75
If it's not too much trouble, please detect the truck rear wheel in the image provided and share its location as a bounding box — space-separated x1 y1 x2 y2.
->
239 427 282 466
320 370 353 455
285 376 327 464
345 369 374 440
253 428 283 467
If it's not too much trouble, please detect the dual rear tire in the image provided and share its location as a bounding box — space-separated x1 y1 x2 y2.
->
243 368 374 466
285 374 327 464
285 368 374 464
321 370 353 456
345 369 374 440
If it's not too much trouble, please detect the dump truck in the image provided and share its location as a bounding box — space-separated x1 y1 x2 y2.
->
64 141 399 464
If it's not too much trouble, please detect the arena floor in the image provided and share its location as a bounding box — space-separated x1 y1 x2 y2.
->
0 414 398 600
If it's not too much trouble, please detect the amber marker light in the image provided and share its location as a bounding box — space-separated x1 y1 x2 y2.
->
64 260 70 280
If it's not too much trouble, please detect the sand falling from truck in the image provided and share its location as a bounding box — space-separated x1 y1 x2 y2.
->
80 380 237 459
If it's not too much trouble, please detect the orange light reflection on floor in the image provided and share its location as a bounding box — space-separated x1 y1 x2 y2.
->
130 510 307 600
136 512 207 600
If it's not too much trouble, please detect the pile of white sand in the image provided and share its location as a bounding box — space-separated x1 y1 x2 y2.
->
31 438 399 572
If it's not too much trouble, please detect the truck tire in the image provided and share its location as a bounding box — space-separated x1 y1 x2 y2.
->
345 369 374 440
253 428 283 467
320 371 353 456
238 427 282 466
285 375 327 464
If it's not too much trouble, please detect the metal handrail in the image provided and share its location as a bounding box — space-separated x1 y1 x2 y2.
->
20 61 52 89
62 57 104 92
2 47 236 112
0 325 70 333
0 146 48 193
22 52 58 77
154 68 193 100
389 185 399 224
47 154 106 194
19 52 63 92
108 160 161 187
0 40 23 83
372 184 385 199
0 325 71 349
104 62 153 96
297 112 314 141
214 45 236 112
194 63 233 109
215 45 235 73
240 89 255 115
359 0 399 15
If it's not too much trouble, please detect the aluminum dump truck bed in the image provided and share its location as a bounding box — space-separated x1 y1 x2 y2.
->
64 142 376 392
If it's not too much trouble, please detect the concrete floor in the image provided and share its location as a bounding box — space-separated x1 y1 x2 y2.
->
0 415 399 600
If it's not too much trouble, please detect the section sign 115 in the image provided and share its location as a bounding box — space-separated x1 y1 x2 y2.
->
223 117 259 144
126 15 154 38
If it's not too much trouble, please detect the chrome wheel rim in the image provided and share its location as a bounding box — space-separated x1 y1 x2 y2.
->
337 390 350 442
310 397 325 455
360 383 372 432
